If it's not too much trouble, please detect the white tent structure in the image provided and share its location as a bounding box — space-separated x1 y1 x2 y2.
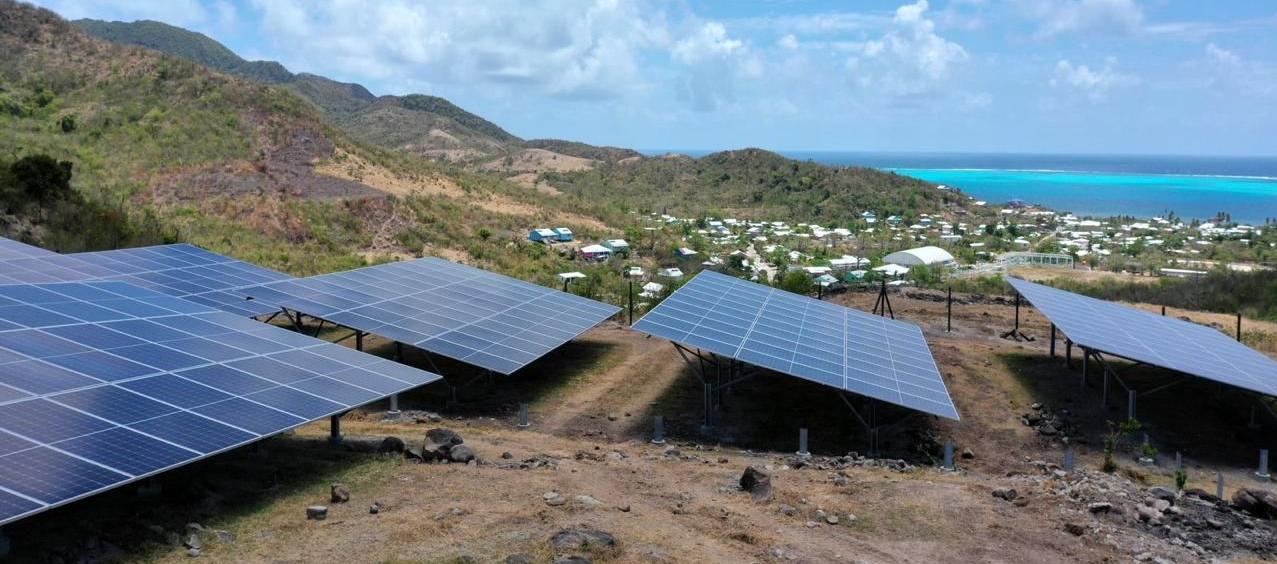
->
882 246 956 267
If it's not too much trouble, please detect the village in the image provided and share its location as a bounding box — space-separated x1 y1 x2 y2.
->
527 189 1277 307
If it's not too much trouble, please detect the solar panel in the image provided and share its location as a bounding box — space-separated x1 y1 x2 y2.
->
239 257 621 374
0 237 56 261
632 271 959 420
1005 276 1277 397
0 280 441 525
0 241 290 317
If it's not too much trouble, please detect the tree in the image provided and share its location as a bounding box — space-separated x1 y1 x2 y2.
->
6 154 74 205
777 271 813 296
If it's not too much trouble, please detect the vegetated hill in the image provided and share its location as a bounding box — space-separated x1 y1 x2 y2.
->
543 148 976 224
72 18 521 161
524 139 643 162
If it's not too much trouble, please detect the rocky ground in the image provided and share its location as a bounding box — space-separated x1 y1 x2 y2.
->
5 289 1276 563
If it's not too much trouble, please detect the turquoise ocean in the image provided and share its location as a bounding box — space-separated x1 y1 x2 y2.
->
650 150 1277 224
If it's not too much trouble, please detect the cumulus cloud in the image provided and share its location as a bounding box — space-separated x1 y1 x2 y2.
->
777 34 799 50
1049 57 1138 101
246 0 671 100
1014 0 1144 38
844 0 969 100
670 21 753 112
672 22 743 64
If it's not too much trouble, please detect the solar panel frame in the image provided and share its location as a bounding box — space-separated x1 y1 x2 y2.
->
238 257 621 375
0 240 291 317
0 280 441 526
1005 276 1277 397
632 270 959 420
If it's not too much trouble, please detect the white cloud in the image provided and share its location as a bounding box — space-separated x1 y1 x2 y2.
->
247 0 671 100
1014 0 1144 38
777 34 799 50
31 0 215 29
844 0 969 100
1199 43 1275 98
672 22 743 64
1050 57 1138 101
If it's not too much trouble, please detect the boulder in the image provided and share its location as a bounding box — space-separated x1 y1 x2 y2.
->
183 534 201 550
379 436 406 454
992 488 1017 502
306 506 328 520
449 444 477 463
960 448 975 460
740 466 772 502
330 484 350 503
1136 504 1161 522
1148 486 1177 504
422 428 464 461
1231 488 1277 520
1064 523 1086 536
369 501 383 514
549 527 617 553
1184 488 1220 504
1087 502 1113 514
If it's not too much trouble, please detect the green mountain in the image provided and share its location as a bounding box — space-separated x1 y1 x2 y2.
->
72 18 523 160
543 148 974 225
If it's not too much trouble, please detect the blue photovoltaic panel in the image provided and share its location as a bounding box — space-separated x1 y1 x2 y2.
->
0 238 56 261
239 257 621 374
632 271 959 420
0 280 441 526
0 240 291 317
1006 276 1277 397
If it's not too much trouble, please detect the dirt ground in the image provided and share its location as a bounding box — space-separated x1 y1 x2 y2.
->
6 290 1277 563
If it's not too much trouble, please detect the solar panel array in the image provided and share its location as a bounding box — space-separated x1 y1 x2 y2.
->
0 237 56 261
0 242 290 317
240 258 621 374
1006 276 1277 397
632 271 959 419
0 281 441 525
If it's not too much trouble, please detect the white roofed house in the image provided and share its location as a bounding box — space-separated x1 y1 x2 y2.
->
578 244 613 262
603 239 631 255
639 282 665 298
882 246 957 268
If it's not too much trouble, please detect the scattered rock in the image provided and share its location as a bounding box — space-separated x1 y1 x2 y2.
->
369 501 383 514
832 474 849 487
212 530 234 544
1087 502 1113 514
1064 523 1086 536
422 428 464 461
607 413 618 421
992 488 1018 502
1013 497 1030 507
1184 488 1220 504
616 504 631 512
574 495 603 508
1136 505 1161 522
549 527 617 553
187 548 201 558
182 534 201 550
449 444 477 463
825 515 839 525
740 466 772 502
1148 486 1178 504
378 436 406 454
777 504 798 517
330 484 350 503
961 448 975 460
1232 488 1277 520
306 506 328 520
184 523 204 534
662 446 681 458
554 557 592 564
502 452 513 459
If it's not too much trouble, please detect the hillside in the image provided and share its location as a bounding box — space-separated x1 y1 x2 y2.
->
544 148 978 225
72 18 522 161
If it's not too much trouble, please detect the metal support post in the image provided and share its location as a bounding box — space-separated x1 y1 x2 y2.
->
942 441 954 471
1237 313 1242 342
355 331 364 351
328 415 342 445
1063 449 1074 472
1258 449 1271 480
797 428 810 457
1128 390 1137 421
1049 324 1056 358
1081 348 1088 388
946 286 952 333
652 415 666 444
628 280 634 326
1066 339 1073 368
1216 472 1225 499
518 403 530 428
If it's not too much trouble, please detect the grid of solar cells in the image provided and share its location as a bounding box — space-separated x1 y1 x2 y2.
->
631 271 959 420
1006 276 1277 397
0 237 56 261
0 243 290 317
0 281 441 525
239 257 621 374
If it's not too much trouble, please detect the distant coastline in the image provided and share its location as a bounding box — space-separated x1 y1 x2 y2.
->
640 150 1277 223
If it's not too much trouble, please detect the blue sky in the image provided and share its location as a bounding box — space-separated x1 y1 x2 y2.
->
33 0 1277 155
